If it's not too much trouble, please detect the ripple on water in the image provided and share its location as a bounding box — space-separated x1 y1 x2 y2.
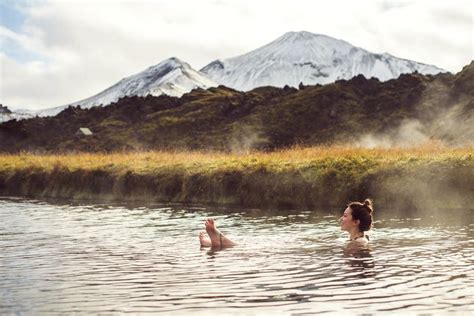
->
0 197 473 314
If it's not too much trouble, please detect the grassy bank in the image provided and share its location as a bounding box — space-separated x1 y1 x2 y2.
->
0 145 473 213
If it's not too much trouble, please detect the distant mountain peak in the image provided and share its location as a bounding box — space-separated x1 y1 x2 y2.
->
201 30 445 91
279 30 340 42
280 30 318 40
143 57 191 72
33 56 218 117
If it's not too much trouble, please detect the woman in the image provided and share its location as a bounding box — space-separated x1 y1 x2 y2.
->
339 199 374 244
199 198 374 248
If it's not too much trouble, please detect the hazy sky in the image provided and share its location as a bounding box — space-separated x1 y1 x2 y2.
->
1 0 473 110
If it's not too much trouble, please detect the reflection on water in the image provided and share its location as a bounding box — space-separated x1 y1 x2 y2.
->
0 197 473 314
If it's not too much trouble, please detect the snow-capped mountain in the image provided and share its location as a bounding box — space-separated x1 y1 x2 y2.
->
37 57 218 117
2 31 448 122
0 105 34 123
0 111 34 123
200 31 445 91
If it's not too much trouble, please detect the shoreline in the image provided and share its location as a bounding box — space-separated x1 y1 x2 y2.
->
1 146 473 213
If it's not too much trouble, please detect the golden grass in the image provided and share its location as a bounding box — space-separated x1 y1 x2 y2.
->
0 143 472 175
0 143 472 210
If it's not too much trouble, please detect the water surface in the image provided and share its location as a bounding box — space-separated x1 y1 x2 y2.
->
1 197 473 314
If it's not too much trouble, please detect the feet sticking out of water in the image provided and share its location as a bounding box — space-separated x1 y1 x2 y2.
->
199 231 212 247
199 218 237 248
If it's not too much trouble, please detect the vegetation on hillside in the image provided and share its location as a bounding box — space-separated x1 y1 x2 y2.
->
0 62 472 152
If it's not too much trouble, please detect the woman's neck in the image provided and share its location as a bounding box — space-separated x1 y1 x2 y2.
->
349 229 363 240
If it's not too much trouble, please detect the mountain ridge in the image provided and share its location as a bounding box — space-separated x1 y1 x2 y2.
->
2 31 448 121
200 31 445 90
33 57 218 117
0 61 471 152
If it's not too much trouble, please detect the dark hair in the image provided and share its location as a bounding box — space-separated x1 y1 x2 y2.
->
348 199 374 232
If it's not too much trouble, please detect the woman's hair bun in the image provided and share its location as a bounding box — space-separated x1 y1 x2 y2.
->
364 198 374 213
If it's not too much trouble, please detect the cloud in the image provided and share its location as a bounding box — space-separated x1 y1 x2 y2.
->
0 0 472 110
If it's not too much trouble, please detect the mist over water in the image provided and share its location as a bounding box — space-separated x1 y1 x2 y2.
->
355 74 474 149
1 198 472 314
356 119 429 148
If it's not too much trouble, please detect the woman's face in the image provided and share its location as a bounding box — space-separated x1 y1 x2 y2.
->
339 207 358 231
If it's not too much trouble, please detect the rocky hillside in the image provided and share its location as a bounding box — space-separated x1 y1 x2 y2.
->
0 61 472 153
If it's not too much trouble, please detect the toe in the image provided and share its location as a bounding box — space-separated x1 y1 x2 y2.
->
208 218 215 228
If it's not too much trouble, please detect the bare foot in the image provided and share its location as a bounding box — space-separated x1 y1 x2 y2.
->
204 218 237 248
199 231 212 247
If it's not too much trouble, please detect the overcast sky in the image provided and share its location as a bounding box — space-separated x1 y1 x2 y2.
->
0 0 472 110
